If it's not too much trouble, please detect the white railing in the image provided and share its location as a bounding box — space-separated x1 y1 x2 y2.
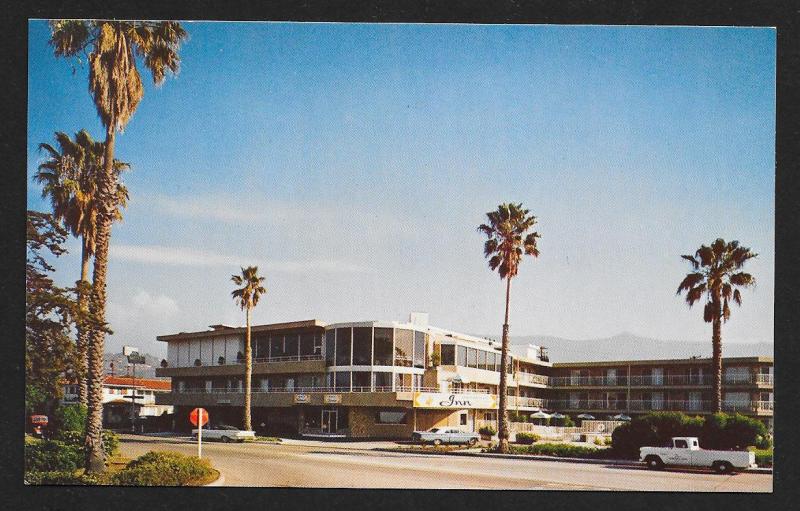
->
549 373 775 387
174 385 440 395
507 396 546 408
516 373 549 386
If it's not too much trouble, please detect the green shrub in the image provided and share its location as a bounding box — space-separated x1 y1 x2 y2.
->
54 429 119 458
611 420 658 459
508 411 528 423
754 434 772 450
701 413 767 450
515 432 540 445
478 426 497 436
52 404 87 433
102 430 120 457
749 447 773 467
593 436 604 446
25 440 83 472
511 442 603 458
562 416 576 427
112 451 214 486
24 470 104 486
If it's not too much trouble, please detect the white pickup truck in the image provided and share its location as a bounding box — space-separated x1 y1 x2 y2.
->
640 437 756 474
191 424 255 443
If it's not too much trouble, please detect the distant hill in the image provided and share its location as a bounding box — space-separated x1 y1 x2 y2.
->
507 333 773 363
103 352 167 379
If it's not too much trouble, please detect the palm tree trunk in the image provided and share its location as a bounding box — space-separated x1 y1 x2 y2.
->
712 298 723 413
497 276 512 453
77 239 90 406
244 307 252 431
84 125 116 473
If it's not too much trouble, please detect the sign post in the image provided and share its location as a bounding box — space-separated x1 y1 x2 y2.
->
190 407 209 459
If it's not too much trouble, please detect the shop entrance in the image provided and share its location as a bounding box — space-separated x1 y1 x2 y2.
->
321 408 338 434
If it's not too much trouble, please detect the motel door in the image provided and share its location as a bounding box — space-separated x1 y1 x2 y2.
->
322 409 338 434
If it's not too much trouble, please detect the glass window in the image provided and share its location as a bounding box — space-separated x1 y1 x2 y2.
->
254 336 269 360
336 328 352 366
376 410 408 424
325 330 335 366
285 334 298 357
413 331 426 368
467 348 477 368
394 329 413 367
270 335 284 358
487 352 497 372
373 372 392 390
314 333 323 355
299 333 316 356
440 345 455 365
457 346 467 367
373 328 393 366
352 327 372 365
478 350 487 370
334 371 351 390
460 413 467 426
352 371 370 389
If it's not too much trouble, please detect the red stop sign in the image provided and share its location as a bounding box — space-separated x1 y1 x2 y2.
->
190 407 209 427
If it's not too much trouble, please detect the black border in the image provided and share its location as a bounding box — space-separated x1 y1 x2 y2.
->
3 1 798 510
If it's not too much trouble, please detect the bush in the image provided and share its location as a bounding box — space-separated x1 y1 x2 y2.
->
112 451 214 486
562 416 576 427
701 413 767 450
611 420 658 459
478 426 496 436
515 432 540 445
25 440 83 472
52 404 87 434
54 429 119 458
508 411 528 423
593 436 604 446
24 470 104 486
750 447 773 467
511 442 603 458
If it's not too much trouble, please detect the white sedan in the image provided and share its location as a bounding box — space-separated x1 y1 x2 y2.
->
191 424 255 443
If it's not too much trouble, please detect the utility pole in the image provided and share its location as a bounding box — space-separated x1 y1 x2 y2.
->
123 346 145 434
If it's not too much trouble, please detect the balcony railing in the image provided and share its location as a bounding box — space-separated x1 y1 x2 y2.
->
508 396 546 408
516 373 549 386
549 373 773 387
167 354 324 369
546 399 774 413
174 385 443 395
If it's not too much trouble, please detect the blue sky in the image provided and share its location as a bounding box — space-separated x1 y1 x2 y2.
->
27 22 775 357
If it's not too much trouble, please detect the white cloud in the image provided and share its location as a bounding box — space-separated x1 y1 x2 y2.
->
131 290 180 317
111 243 372 274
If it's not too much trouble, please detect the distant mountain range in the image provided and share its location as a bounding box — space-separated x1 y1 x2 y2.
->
103 352 165 379
507 333 773 363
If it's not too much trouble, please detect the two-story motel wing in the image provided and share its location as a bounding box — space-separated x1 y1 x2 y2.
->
154 315 773 438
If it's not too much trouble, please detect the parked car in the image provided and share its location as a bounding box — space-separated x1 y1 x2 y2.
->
191 424 255 443
640 437 756 474
411 427 480 446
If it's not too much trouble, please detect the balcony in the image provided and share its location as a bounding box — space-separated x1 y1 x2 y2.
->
516 373 549 386
546 399 774 414
507 396 546 409
549 373 773 387
156 354 325 377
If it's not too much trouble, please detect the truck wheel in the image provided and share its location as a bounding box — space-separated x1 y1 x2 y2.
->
433 439 442 446
645 455 664 470
221 436 231 443
713 461 733 474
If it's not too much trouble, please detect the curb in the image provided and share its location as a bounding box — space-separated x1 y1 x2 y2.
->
372 448 774 474
204 470 225 487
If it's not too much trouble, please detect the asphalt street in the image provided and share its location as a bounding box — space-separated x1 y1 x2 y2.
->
117 434 772 491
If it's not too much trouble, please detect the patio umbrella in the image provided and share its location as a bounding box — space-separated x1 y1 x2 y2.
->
550 412 565 419
612 414 632 421
530 411 551 419
577 413 595 420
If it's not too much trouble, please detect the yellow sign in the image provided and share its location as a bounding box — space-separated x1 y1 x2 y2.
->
413 392 497 409
323 394 342 404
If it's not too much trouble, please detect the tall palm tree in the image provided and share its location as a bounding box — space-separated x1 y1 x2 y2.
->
478 203 540 453
231 266 267 432
677 239 756 412
35 130 129 406
48 19 187 472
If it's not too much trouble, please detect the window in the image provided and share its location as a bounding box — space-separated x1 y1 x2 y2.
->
314 333 323 355
467 348 477 368
373 328 393 366
457 346 467 367
325 330 335 366
352 371 370 389
376 410 407 424
394 329 413 367
725 366 750 384
413 331 426 368
483 412 496 421
270 335 285 358
334 371 350 390
487 352 497 372
478 350 487 370
460 413 467 426
299 333 316 356
440 345 455 365
255 336 269 359
336 328 352 366
674 439 688 448
352 327 372 365
373 372 392 390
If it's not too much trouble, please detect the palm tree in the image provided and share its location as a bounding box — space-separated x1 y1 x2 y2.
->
478 203 540 453
231 266 267 432
35 130 129 406
48 19 187 472
677 239 757 412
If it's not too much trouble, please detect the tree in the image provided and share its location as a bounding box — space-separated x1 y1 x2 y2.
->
48 19 187 472
35 129 129 406
478 203 540 453
26 211 79 417
231 266 267 431
677 239 756 412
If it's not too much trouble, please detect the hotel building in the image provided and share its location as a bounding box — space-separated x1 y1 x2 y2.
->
155 314 773 438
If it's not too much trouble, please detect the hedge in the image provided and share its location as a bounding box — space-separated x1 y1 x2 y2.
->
24 440 83 472
509 442 604 458
112 451 214 486
515 432 540 445
478 426 496 436
54 429 120 458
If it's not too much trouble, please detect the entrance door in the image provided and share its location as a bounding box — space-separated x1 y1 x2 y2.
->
321 409 338 434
